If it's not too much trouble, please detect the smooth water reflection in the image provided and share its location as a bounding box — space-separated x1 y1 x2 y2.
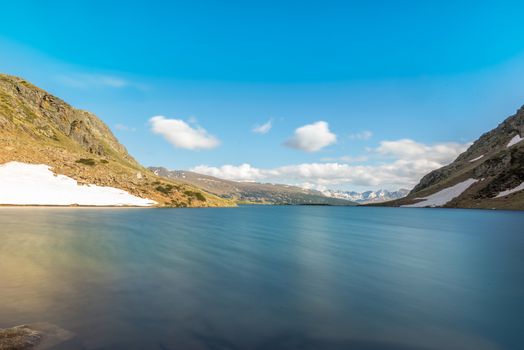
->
0 206 523 349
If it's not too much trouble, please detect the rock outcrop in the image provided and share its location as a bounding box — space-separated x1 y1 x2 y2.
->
385 105 524 210
0 73 233 207
0 325 42 349
0 322 78 350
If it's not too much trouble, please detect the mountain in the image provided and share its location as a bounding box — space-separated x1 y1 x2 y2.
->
322 189 409 204
0 73 232 207
385 105 524 210
150 167 356 206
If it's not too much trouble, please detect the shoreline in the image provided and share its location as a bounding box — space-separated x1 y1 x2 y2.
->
0 204 158 208
0 204 521 212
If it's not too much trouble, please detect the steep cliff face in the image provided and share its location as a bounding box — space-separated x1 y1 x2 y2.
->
0 74 232 207
389 106 524 210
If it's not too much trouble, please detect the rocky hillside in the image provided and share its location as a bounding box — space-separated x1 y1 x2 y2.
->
150 167 356 206
0 73 232 207
387 105 524 210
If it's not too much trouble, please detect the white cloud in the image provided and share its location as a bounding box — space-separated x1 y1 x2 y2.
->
93 75 128 88
349 130 373 140
56 73 149 91
284 121 337 152
191 139 469 189
58 73 130 88
321 155 368 163
191 164 267 182
114 123 136 132
149 116 220 150
376 139 469 164
187 116 199 124
252 119 273 134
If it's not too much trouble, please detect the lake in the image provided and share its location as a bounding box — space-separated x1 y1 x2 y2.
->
0 206 523 349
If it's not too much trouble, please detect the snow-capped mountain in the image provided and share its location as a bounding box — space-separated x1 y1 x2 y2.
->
322 189 410 204
392 105 524 209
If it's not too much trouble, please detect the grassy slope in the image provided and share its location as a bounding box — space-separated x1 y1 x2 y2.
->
0 74 234 207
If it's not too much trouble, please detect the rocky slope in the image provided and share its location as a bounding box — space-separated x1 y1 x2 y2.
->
0 323 77 349
322 189 409 204
386 105 524 210
150 167 356 205
0 73 232 207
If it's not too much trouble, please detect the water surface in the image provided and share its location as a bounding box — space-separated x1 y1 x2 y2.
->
0 206 523 349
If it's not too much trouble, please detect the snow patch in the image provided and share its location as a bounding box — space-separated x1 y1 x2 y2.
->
0 162 156 206
507 134 523 148
495 182 524 198
402 178 478 208
469 154 484 162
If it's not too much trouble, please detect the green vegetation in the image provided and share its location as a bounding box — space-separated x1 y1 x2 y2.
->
155 184 175 195
75 158 96 166
184 190 207 202
155 185 207 202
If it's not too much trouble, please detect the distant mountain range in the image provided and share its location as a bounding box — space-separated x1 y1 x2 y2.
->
322 189 410 204
150 167 356 206
384 105 524 210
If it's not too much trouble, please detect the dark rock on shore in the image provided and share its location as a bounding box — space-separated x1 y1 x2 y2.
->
0 323 75 350
0 325 42 350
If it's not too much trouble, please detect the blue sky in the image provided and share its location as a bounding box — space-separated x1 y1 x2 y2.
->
2 1 524 191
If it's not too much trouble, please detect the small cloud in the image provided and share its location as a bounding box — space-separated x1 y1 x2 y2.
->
340 155 368 163
321 155 368 163
149 116 220 150
349 130 373 140
114 123 136 132
187 116 198 124
57 73 147 90
94 75 128 88
284 121 337 152
252 119 273 134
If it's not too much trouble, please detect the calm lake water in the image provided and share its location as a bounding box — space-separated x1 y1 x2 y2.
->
0 206 523 350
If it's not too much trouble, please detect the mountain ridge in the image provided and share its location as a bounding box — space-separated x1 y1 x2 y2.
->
150 167 356 206
382 105 524 210
0 73 233 207
322 189 409 204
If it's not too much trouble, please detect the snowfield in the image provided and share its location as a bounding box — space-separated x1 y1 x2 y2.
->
507 134 523 148
495 182 524 198
402 178 478 208
0 162 156 206
469 154 484 162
